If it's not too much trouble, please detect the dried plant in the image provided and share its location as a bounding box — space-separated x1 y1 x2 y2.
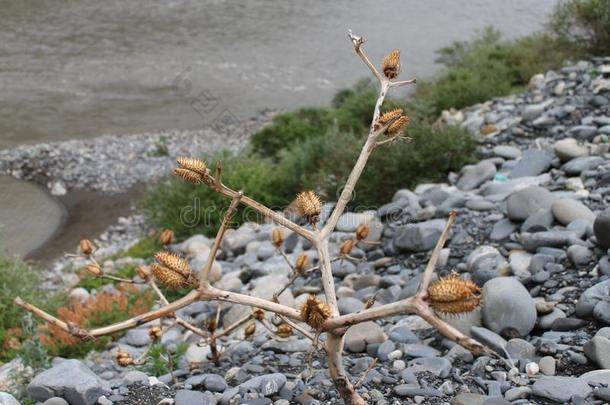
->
15 32 496 404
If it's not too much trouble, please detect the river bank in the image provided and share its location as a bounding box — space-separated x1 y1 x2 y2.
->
0 113 271 260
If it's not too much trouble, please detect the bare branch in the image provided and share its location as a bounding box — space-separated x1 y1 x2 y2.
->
348 30 382 82
200 192 242 284
418 210 457 296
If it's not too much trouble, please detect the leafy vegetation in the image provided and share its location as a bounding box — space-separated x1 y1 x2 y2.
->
549 0 610 56
41 287 154 358
0 257 47 362
138 342 188 376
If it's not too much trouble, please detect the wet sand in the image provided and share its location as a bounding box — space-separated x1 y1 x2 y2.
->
26 186 144 264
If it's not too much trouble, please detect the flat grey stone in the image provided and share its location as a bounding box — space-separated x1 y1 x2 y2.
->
532 376 592 403
27 359 110 405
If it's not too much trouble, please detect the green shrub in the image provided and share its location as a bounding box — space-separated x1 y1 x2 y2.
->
143 152 291 238
549 0 610 56
276 121 476 207
0 257 45 362
250 107 333 158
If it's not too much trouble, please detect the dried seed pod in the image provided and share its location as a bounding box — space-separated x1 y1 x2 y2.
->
294 254 310 274
86 263 102 277
116 351 134 367
244 322 256 338
136 265 151 280
252 309 265 321
154 251 191 277
79 239 94 256
276 323 293 338
151 263 195 289
356 224 370 240
382 49 401 79
427 273 481 314
174 167 204 184
300 294 331 330
296 191 322 224
271 228 284 248
149 326 163 341
177 157 207 175
340 239 357 256
159 229 175 246
378 108 403 127
386 115 411 135
177 157 208 175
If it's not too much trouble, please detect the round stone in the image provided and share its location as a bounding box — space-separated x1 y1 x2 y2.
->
481 277 536 337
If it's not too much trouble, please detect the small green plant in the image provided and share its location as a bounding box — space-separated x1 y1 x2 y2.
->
138 342 188 376
0 257 46 362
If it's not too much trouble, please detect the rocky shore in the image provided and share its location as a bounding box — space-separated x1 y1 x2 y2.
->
0 113 271 195
4 57 610 405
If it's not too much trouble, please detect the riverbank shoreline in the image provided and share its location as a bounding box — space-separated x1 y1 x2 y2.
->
0 112 274 260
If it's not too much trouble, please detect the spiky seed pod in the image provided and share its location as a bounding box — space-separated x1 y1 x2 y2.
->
86 263 102 277
252 309 265 321
294 254 310 274
159 229 175 246
174 168 204 184
271 228 284 248
356 224 370 240
382 49 401 79
386 115 411 135
116 351 134 367
151 263 195 289
149 326 163 342
296 191 322 224
340 239 357 256
154 251 191 277
276 323 293 338
300 294 331 330
206 318 217 333
176 157 207 175
136 265 151 280
378 108 403 127
427 273 481 314
80 239 94 256
244 322 256 338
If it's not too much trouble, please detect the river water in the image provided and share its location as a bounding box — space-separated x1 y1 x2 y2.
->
0 0 557 257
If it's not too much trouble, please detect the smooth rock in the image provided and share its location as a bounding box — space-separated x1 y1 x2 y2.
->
27 359 109 405
506 186 556 221
481 277 536 337
584 336 610 369
554 138 588 162
532 376 592 403
0 393 19 405
561 156 605 175
510 150 552 178
594 208 610 248
344 322 386 352
457 161 497 190
552 199 595 225
394 219 449 252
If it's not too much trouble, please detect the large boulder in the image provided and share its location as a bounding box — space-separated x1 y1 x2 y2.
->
481 277 536 338
506 186 556 221
551 198 595 225
27 360 110 405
